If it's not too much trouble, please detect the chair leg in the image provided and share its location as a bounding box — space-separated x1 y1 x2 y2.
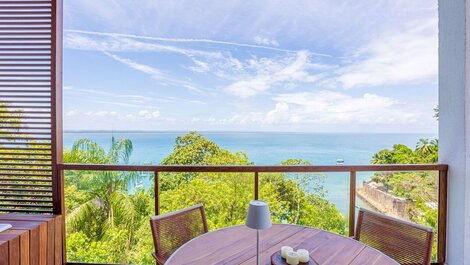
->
152 252 164 265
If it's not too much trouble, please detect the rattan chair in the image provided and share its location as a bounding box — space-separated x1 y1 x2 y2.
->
354 208 434 265
150 203 208 265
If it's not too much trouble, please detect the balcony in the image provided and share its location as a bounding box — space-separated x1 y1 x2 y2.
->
58 163 448 264
1 0 470 264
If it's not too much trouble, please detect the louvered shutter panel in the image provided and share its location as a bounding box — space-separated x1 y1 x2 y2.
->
0 0 61 214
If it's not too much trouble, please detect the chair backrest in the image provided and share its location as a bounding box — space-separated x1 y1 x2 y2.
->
355 208 434 265
150 204 208 264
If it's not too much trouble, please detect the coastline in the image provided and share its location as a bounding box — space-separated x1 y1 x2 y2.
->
357 181 412 220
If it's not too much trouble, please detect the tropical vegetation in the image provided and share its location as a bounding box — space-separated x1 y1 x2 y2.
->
63 131 440 263
370 138 439 257
64 132 345 264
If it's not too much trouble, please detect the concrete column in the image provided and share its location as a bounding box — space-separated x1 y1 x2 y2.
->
439 0 470 264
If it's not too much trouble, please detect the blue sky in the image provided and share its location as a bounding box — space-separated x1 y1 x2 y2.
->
63 0 438 133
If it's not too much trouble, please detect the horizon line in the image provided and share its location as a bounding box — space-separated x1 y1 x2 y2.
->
63 129 438 135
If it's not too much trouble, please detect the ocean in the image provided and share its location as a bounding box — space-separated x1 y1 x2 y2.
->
63 131 437 215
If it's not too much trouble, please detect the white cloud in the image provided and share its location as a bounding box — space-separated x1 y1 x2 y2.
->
65 18 437 92
64 31 224 58
337 18 437 89
266 102 291 123
65 29 295 53
93 110 118 118
68 88 150 100
65 1 435 54
271 91 410 124
63 30 332 89
254 36 279 47
164 96 205 105
63 1 438 133
138 110 160 119
66 110 119 119
188 59 210 73
66 88 205 107
224 50 319 97
216 91 424 126
103 52 203 92
104 52 164 77
66 109 162 121
63 108 186 131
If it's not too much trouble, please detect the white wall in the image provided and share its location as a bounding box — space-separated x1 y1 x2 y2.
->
439 0 470 264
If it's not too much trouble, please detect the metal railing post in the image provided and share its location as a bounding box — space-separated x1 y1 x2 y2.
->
154 171 159 215
437 169 448 264
349 171 356 237
254 172 259 200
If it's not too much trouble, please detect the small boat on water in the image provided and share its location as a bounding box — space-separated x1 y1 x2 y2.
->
336 159 344 165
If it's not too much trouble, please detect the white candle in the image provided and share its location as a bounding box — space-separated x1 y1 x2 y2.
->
281 246 293 258
286 251 299 265
297 249 310 262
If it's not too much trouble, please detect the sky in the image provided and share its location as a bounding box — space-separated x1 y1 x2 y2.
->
63 0 438 133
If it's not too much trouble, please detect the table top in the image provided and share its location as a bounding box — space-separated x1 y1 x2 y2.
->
165 224 399 265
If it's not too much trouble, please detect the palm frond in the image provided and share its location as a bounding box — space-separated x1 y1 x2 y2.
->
66 199 99 233
70 138 107 164
110 191 140 228
109 138 133 164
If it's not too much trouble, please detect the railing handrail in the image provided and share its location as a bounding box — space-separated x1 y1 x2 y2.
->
58 163 448 172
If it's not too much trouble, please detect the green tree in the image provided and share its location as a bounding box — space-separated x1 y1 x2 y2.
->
159 133 345 233
371 149 395 164
160 131 251 191
161 131 222 165
64 137 152 264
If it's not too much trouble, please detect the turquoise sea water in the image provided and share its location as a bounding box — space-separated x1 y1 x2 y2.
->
63 131 437 215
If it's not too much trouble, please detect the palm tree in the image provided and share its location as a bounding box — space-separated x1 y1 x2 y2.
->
427 139 439 163
415 138 439 163
64 137 149 242
416 139 431 156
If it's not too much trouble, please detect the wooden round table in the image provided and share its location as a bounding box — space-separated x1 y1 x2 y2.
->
165 224 399 265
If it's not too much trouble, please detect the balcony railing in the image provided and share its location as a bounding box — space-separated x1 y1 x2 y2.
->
58 163 448 265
